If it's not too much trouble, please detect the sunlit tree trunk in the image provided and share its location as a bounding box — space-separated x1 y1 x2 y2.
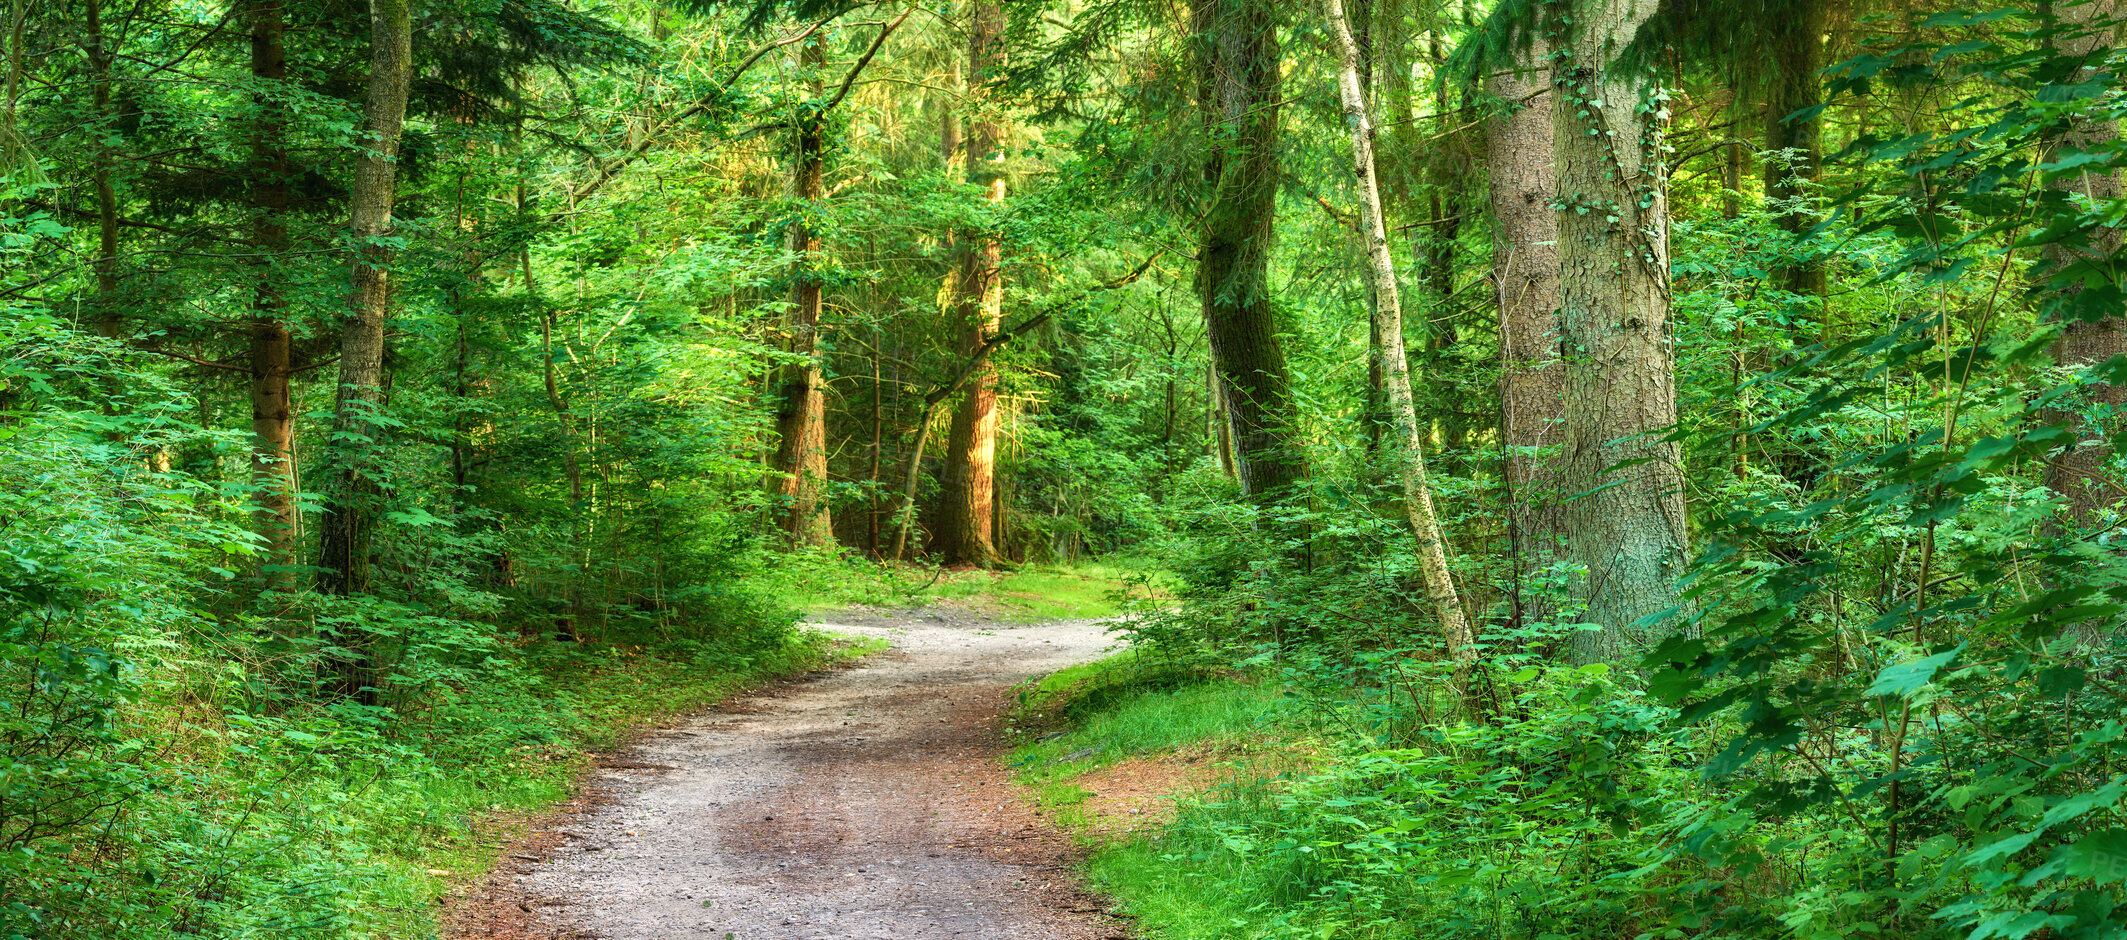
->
1194 0 1304 503
1328 0 1478 687
1487 39 1566 627
1764 0 1827 298
248 0 298 590
776 39 834 549
938 0 1007 567
1552 0 1689 663
2041 0 2124 527
316 0 412 609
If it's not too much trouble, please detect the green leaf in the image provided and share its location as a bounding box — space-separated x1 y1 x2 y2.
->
1865 644 1965 698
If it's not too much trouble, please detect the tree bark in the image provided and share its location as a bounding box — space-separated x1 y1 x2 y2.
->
1764 0 1827 298
248 0 297 591
315 0 412 606
1551 0 1689 664
776 39 834 549
1328 0 1479 687
82 0 121 340
2041 0 2125 528
1194 0 1304 503
1488 40 1567 628
938 0 1006 567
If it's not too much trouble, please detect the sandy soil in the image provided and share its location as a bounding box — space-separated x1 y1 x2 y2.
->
446 610 1131 940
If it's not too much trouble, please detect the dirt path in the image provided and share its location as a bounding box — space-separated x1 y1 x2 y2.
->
449 611 1130 940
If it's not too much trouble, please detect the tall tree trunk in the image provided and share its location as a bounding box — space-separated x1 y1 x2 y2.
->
1552 0 1689 664
1195 0 1304 503
248 0 298 591
315 0 412 609
776 41 834 549
938 0 1006 567
2041 0 2125 528
1764 0 1827 298
82 0 121 340
1488 40 1567 627
1329 0 1479 687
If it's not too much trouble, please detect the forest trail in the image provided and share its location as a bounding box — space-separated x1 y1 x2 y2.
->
450 612 1130 940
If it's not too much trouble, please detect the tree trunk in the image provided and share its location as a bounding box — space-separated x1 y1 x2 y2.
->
2041 0 2125 528
1764 0 1827 298
82 0 121 340
1329 0 1478 686
1195 0 1304 503
315 0 412 608
1552 0 1689 664
248 0 298 591
776 41 834 549
1488 40 1567 628
938 0 1006 568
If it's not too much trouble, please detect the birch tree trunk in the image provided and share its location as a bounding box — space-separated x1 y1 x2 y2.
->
1551 0 1690 664
1327 0 1478 683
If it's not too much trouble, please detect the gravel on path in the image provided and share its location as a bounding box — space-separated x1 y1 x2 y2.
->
446 611 1131 940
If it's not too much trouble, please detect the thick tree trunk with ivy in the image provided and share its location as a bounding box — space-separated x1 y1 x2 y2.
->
937 0 1006 568
248 0 297 590
1764 0 1827 298
315 0 412 606
2041 0 2125 528
1194 0 1304 503
776 43 834 550
1329 0 1478 686
1488 40 1567 627
1551 0 1689 664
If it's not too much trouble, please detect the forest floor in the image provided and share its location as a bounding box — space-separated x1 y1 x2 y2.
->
444 607 1134 940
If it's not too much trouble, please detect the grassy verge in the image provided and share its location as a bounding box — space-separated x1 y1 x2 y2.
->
1003 651 1289 833
1011 652 1725 940
34 625 876 940
761 553 1155 621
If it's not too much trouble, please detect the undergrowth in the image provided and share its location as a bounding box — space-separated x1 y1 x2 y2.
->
9 622 865 940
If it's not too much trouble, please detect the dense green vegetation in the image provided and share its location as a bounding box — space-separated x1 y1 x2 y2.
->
10 0 2127 935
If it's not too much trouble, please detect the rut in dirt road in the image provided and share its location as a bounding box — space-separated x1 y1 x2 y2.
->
485 612 1130 940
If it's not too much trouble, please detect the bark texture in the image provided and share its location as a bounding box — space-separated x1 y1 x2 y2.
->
1551 0 1689 663
316 0 412 601
248 0 297 589
83 0 121 339
1489 43 1568 626
1328 0 1478 684
937 0 1007 567
1764 0 1827 298
1194 0 1304 502
776 41 834 549
2041 0 2125 527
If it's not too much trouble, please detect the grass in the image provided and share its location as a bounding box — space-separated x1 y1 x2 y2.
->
760 552 1155 622
1003 651 1283 831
